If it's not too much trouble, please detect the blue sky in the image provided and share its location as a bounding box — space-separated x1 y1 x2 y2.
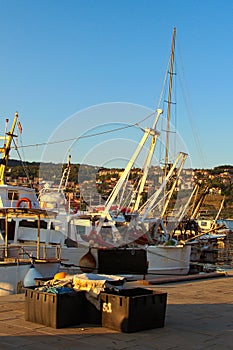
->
0 0 232 169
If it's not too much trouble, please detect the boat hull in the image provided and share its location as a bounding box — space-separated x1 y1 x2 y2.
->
60 245 191 276
146 245 191 275
0 261 60 296
61 246 96 272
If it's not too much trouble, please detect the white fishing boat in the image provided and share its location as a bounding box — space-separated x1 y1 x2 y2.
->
37 155 192 275
0 113 61 295
146 245 191 274
38 155 91 269
26 28 191 277
62 28 192 275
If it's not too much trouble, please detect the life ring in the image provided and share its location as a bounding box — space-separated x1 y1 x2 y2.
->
16 197 32 209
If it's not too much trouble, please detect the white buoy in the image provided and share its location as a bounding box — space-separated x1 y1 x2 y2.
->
23 264 43 287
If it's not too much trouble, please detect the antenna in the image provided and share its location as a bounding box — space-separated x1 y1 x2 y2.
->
0 112 18 185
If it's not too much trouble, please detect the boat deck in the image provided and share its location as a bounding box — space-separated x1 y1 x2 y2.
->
0 270 232 350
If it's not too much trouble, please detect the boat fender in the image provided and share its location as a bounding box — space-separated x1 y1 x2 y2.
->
79 248 96 273
16 197 32 209
54 271 67 280
23 264 43 287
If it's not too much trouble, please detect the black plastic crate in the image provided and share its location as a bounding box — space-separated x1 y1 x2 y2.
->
83 293 102 325
34 278 52 286
24 287 85 328
101 287 167 332
98 248 148 275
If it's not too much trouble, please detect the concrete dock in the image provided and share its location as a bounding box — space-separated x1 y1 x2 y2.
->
0 271 232 350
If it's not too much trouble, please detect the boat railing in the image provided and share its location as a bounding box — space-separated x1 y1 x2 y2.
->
0 242 61 261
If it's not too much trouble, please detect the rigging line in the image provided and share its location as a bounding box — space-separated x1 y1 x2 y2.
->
125 179 140 208
173 59 178 160
155 44 171 110
18 130 28 172
117 173 132 210
116 172 143 211
178 73 206 167
176 42 207 168
14 111 157 150
12 139 33 188
138 186 166 212
135 110 157 126
150 188 173 214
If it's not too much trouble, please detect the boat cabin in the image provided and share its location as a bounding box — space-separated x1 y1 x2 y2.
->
0 185 39 209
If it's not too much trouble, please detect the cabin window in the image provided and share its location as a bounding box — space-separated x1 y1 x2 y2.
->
8 220 16 240
19 220 47 229
8 191 19 200
0 219 15 241
201 221 207 227
0 219 5 235
76 225 86 236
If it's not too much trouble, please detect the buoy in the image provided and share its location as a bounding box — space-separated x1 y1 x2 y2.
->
54 271 67 280
23 264 43 287
79 249 96 273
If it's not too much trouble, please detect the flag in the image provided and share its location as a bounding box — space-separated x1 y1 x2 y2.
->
18 121 22 134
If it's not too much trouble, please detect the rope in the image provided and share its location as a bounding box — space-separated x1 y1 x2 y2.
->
14 111 157 150
177 42 207 167
12 139 33 188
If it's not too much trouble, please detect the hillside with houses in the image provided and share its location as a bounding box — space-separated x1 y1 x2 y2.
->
5 160 233 219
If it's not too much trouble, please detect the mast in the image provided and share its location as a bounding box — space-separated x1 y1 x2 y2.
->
214 197 225 223
95 127 157 241
177 183 199 223
190 186 209 220
133 108 163 211
133 29 177 212
164 27 176 177
160 152 187 218
0 112 18 185
103 127 155 216
139 152 187 221
58 152 71 192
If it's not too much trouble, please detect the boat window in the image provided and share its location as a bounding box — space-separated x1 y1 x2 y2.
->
19 220 47 229
0 219 16 240
8 191 19 200
0 219 5 235
201 221 207 227
76 225 86 235
8 220 16 240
